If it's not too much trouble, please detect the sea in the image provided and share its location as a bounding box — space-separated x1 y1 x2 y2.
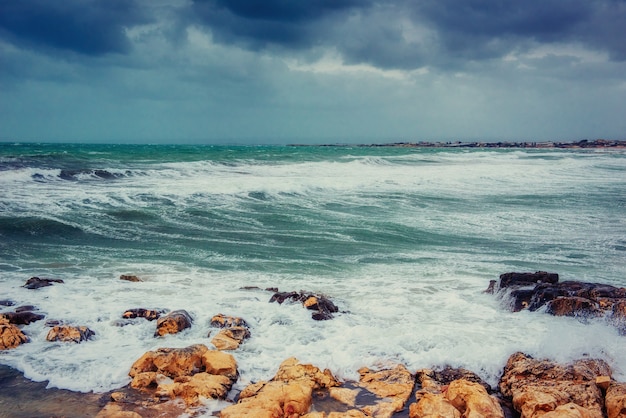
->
1 143 625 406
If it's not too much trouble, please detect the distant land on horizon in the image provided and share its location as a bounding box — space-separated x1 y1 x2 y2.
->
291 139 626 149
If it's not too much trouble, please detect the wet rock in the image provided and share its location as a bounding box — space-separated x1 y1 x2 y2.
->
122 308 165 321
0 318 28 349
23 277 64 289
499 271 559 289
546 296 600 317
606 382 626 418
0 311 45 325
499 352 609 418
269 290 340 320
220 357 339 418
0 299 15 306
46 325 95 343
129 344 237 406
154 309 192 337
357 364 415 417
210 313 249 329
15 305 37 312
211 326 251 350
120 274 142 282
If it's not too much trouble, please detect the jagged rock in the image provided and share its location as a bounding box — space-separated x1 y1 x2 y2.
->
546 297 600 317
210 313 249 328
499 352 609 418
211 326 251 350
357 364 415 417
122 308 165 321
154 309 192 337
0 311 45 325
0 318 28 349
606 382 626 418
220 357 339 417
23 277 64 289
46 325 95 343
120 274 142 282
269 290 339 320
499 272 559 289
445 380 504 418
129 344 237 407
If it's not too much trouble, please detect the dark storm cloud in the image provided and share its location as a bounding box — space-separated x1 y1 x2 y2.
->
189 0 626 69
0 0 151 55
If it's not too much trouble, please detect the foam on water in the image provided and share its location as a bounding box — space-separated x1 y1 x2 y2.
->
1 145 625 400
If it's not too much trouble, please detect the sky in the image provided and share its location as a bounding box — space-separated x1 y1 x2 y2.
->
1 0 625 144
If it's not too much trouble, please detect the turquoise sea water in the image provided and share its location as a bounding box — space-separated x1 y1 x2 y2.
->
1 143 625 401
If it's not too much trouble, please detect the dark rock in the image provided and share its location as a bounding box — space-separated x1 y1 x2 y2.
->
0 300 15 307
546 296 600 317
269 290 340 320
483 280 497 294
122 308 165 321
428 366 493 393
499 271 559 289
210 313 249 329
15 305 37 313
154 310 193 337
46 325 95 343
269 291 301 304
120 274 142 282
23 277 64 289
0 311 45 325
510 289 535 312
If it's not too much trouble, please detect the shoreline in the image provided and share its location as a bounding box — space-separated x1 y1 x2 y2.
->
289 139 626 149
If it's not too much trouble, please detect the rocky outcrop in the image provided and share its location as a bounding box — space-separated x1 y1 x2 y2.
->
499 352 610 418
46 325 95 343
493 272 626 331
269 290 340 320
0 317 28 349
220 357 339 418
606 382 626 418
128 344 238 406
154 309 192 337
410 367 504 418
23 277 64 289
209 314 251 350
356 364 415 417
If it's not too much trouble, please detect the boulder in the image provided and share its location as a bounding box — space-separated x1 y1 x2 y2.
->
0 318 28 349
0 311 45 325
154 309 192 337
606 382 626 418
23 277 64 289
120 275 142 282
210 313 249 329
445 380 504 418
129 344 238 407
357 364 415 417
269 290 340 320
0 299 15 306
122 308 164 321
46 325 95 343
499 352 609 418
211 326 251 350
499 272 559 289
546 297 599 317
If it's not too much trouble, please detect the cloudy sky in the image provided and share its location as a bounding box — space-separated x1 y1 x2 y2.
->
1 0 625 144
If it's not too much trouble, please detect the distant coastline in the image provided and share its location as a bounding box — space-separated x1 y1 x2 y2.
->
291 139 626 149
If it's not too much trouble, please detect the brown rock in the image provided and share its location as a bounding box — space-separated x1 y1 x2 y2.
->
274 357 340 390
129 344 209 380
96 403 144 418
210 313 249 328
445 379 504 418
0 311 45 325
156 372 233 405
596 376 611 391
211 326 251 350
606 382 626 418
329 387 359 407
546 297 599 317
409 392 461 418
122 308 164 321
120 274 142 282
499 352 608 418
358 364 415 417
46 325 95 343
154 309 192 337
202 349 238 381
0 318 28 349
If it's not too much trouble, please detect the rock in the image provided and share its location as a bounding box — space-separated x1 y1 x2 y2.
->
410 391 461 418
0 299 15 306
329 387 359 407
23 277 64 289
211 326 251 350
0 311 45 325
122 308 164 321
269 290 340 320
499 272 559 289
546 297 600 317
220 357 339 418
154 309 192 337
357 364 415 417
0 318 28 349
445 380 504 418
606 382 626 418
499 352 609 418
210 313 249 329
120 274 142 282
129 344 238 407
596 376 612 391
46 325 95 343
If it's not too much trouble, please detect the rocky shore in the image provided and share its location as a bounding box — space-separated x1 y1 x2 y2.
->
2 272 626 417
291 139 626 149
